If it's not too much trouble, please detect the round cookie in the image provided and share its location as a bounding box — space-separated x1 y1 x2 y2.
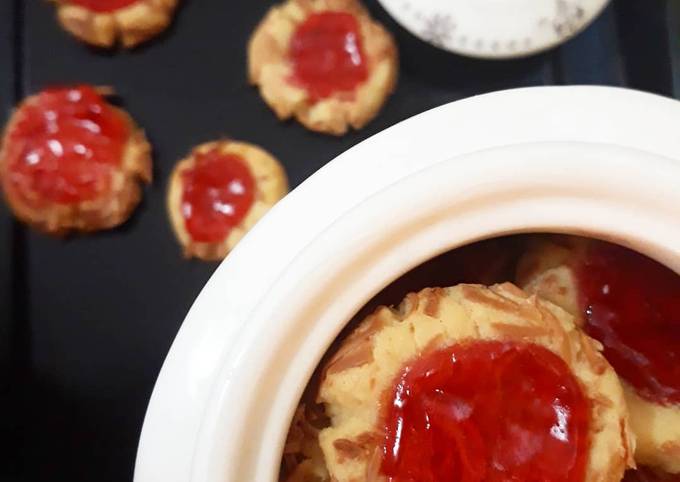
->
0 85 151 235
248 0 398 135
281 404 330 482
51 0 179 48
318 283 634 482
167 140 288 261
517 236 680 474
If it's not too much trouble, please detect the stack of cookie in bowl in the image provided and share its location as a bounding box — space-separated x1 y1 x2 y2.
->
281 235 679 482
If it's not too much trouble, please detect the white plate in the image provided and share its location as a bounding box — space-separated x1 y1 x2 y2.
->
135 87 680 482
377 0 611 58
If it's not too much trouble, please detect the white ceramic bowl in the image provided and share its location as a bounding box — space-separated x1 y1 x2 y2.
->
135 86 680 482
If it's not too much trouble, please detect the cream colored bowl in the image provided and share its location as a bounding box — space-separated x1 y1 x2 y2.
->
135 86 680 482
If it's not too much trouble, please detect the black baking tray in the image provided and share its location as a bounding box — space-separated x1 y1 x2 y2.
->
1 1 678 480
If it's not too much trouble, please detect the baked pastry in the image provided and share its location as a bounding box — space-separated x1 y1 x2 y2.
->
0 85 151 235
517 236 680 474
51 0 179 48
248 0 398 135
317 283 634 482
167 140 288 261
281 403 330 482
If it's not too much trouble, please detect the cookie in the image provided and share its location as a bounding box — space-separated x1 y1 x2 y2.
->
167 140 288 261
517 236 680 474
0 85 151 235
248 0 398 135
281 403 330 482
51 0 179 48
317 283 634 482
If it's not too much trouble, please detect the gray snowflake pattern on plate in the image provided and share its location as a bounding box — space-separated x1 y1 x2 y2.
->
421 13 455 48
553 0 587 36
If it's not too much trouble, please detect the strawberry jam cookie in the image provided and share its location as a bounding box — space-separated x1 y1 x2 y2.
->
51 0 179 48
281 403 330 482
317 283 633 482
248 0 398 135
0 85 151 235
517 237 680 474
167 140 288 261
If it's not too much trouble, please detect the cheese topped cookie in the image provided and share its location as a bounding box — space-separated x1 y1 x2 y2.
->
248 0 398 135
518 237 680 474
167 140 288 261
0 85 151 235
317 283 633 482
51 0 179 48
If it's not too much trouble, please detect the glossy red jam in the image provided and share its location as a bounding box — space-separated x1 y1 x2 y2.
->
381 341 590 482
180 149 255 243
289 11 369 100
4 85 129 205
68 0 139 13
575 242 680 406
623 467 680 482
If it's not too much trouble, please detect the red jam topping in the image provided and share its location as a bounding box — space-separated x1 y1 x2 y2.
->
289 11 369 100
180 149 255 243
67 0 139 13
624 467 680 482
5 85 129 205
575 242 680 405
381 341 590 482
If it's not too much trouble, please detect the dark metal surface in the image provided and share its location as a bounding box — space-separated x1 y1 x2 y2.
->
1 1 677 480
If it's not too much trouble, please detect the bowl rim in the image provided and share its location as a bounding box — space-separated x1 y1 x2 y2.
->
135 86 680 482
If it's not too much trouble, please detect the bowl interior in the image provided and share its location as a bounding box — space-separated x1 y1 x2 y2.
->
278 231 678 480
